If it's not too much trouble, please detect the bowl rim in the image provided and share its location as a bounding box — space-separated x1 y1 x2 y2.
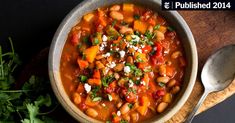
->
48 0 198 122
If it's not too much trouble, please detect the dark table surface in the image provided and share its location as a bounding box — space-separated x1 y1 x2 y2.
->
1 0 235 122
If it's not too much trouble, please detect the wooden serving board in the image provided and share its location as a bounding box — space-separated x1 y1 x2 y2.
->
167 11 235 123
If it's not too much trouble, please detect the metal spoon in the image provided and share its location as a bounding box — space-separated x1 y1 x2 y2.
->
185 45 235 123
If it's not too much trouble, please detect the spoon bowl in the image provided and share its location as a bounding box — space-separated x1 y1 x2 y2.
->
186 44 235 123
201 44 235 92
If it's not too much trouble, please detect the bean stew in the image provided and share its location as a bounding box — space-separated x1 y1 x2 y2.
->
60 3 186 123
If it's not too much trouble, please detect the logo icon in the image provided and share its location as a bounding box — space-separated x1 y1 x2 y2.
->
164 2 170 9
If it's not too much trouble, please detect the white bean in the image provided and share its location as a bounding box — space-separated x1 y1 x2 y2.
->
86 108 98 118
110 11 124 20
157 102 168 113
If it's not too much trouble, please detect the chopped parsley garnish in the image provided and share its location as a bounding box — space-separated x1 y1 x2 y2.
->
147 40 154 46
133 14 140 20
90 86 100 99
93 38 100 45
144 30 154 40
102 75 115 87
134 69 143 77
154 24 161 30
158 82 166 87
82 54 86 60
136 55 144 63
107 94 113 101
111 20 117 27
128 103 134 109
167 26 175 31
120 119 128 123
120 21 128 25
83 36 89 44
92 97 102 102
127 88 137 94
106 121 112 123
143 67 152 72
134 31 141 36
134 80 141 85
80 75 88 83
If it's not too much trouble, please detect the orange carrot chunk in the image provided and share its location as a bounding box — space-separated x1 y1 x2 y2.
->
77 59 89 70
88 78 101 86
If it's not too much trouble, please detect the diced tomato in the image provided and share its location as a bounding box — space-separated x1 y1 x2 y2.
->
154 43 163 57
157 90 165 96
142 45 152 54
71 31 80 46
152 90 165 100
166 66 176 77
104 86 113 93
79 103 87 110
142 10 152 21
138 62 148 70
112 112 121 123
76 84 85 93
151 55 165 65
125 92 137 103
93 69 101 79
77 59 89 70
148 17 156 26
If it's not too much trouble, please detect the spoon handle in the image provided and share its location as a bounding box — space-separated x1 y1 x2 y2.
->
185 90 210 123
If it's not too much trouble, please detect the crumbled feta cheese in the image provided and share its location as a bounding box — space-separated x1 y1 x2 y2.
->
84 83 91 93
124 66 131 73
102 35 108 42
116 48 120 51
100 45 105 51
119 50 125 58
126 43 130 47
131 35 140 42
117 111 121 116
140 81 146 86
104 67 109 75
154 47 157 51
109 62 116 68
133 46 138 50
103 52 111 57
137 49 142 53
129 80 134 87
141 45 145 48
136 77 140 80
102 103 106 107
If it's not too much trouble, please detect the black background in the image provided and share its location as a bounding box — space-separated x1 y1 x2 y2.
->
0 0 235 122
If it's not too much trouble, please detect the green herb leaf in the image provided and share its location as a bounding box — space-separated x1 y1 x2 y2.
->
158 82 166 87
83 36 89 44
107 94 112 101
92 97 102 102
128 103 133 109
145 30 153 40
102 76 114 87
127 88 137 94
134 69 143 77
82 54 86 60
167 26 174 31
93 38 100 45
120 119 128 123
154 24 161 30
133 14 140 20
134 80 141 85
134 31 141 36
112 20 117 27
106 121 112 123
80 75 88 83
